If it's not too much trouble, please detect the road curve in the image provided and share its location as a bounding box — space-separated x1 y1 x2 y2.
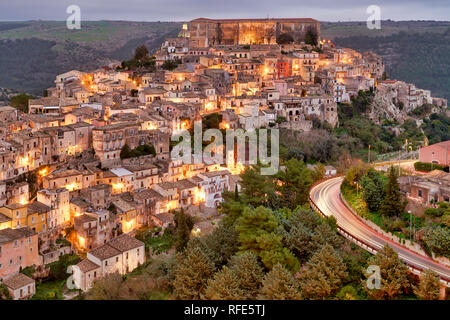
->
310 176 450 285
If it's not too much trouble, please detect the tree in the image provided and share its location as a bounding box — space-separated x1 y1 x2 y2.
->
277 33 294 44
235 206 299 272
336 285 360 300
219 196 246 226
277 158 312 209
311 163 326 182
10 94 33 113
304 27 318 46
86 272 123 300
174 209 194 252
258 263 301 300
134 45 149 61
162 58 181 71
228 252 264 299
414 269 441 300
380 166 404 217
172 242 215 299
120 144 132 160
204 266 244 300
239 165 276 207
360 169 386 212
284 223 316 263
310 222 343 252
300 244 347 299
365 244 409 299
204 221 239 269
118 275 162 300
422 225 450 258
0 283 12 300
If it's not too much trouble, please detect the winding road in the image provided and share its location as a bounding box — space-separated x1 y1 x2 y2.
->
309 176 450 286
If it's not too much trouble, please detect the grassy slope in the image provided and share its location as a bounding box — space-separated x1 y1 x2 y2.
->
0 21 181 95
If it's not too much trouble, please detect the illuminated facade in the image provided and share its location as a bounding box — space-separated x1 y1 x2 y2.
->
189 18 320 47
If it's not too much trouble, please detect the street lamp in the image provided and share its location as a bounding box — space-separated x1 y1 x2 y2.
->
368 145 371 163
408 210 412 243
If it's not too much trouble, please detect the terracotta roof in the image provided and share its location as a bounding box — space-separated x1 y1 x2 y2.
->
3 273 35 290
201 170 231 178
107 234 144 253
89 243 121 260
0 227 36 245
27 201 50 215
173 179 197 190
74 214 97 224
76 259 100 273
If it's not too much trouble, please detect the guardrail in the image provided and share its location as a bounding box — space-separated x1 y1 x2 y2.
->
309 177 450 288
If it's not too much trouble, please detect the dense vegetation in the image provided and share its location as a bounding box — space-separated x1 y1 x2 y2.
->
120 144 156 159
280 90 429 165
81 162 441 300
422 113 450 144
343 163 450 259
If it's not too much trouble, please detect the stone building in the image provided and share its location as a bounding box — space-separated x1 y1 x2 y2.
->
189 18 320 47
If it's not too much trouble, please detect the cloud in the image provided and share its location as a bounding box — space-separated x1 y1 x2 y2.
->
0 0 448 21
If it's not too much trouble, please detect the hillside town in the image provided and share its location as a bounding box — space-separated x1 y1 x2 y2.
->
0 17 448 300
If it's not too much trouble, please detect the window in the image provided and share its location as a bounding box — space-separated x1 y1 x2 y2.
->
418 189 423 198
116 257 119 263
105 261 108 266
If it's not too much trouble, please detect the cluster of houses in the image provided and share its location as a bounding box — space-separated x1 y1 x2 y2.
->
0 18 447 299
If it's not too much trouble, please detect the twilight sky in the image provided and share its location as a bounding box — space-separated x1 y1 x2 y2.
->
0 0 449 22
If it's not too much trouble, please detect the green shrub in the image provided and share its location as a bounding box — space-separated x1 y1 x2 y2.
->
414 162 448 172
425 207 440 217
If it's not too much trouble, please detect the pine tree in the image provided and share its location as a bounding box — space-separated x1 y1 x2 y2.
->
414 269 441 300
300 244 348 299
236 206 299 271
258 264 301 300
365 244 409 299
204 266 244 300
380 166 404 217
204 221 239 269
285 223 316 263
239 165 276 207
311 222 343 252
229 252 264 299
360 169 385 212
174 209 194 252
277 158 312 209
172 243 215 299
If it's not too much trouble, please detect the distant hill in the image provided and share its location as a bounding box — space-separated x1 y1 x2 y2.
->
322 21 450 101
1 20 449 102
0 21 182 95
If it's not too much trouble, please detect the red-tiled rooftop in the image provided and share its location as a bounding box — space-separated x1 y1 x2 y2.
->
76 259 100 272
3 273 35 290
